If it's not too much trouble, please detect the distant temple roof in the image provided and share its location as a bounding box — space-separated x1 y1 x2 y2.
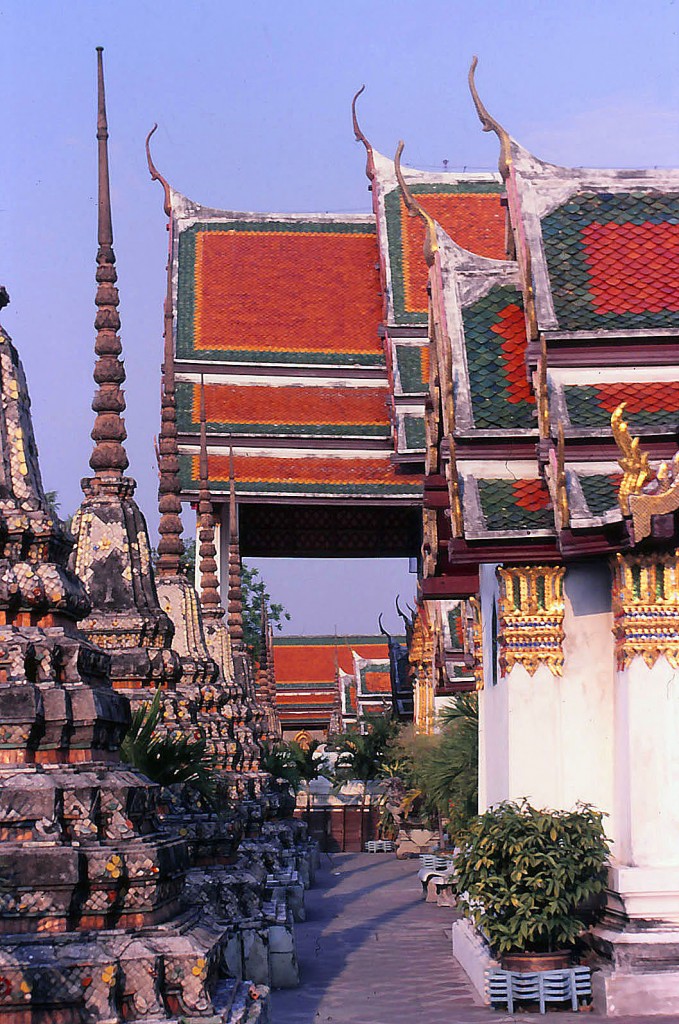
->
273 634 400 731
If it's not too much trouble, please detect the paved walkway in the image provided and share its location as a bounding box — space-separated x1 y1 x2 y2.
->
270 852 675 1024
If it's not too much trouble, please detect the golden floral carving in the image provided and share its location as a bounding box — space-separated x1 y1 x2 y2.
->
496 565 565 677
612 552 679 670
467 596 484 691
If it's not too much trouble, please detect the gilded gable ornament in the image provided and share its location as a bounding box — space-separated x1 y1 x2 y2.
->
611 403 679 543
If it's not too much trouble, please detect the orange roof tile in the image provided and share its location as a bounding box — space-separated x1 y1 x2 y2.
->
192 382 389 428
274 641 389 683
192 226 383 356
401 192 506 315
188 452 421 493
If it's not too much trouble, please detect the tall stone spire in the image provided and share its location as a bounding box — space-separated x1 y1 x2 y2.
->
198 378 222 617
89 47 128 477
228 448 245 648
71 48 179 698
155 238 184 577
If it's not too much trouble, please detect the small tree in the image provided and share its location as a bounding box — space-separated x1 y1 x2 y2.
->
260 740 301 795
331 713 400 840
288 738 327 814
242 562 290 659
453 800 610 956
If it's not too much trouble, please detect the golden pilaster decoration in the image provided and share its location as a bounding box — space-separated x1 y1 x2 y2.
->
612 403 679 542
467 596 484 691
446 435 464 538
496 566 565 676
409 605 436 735
612 552 679 670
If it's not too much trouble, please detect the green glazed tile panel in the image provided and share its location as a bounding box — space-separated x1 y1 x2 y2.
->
463 286 536 430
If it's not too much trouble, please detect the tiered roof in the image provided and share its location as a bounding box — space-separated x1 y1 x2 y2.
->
362 140 506 465
418 61 679 595
166 118 508 507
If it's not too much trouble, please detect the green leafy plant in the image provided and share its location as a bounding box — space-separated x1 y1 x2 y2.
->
453 800 611 956
330 713 400 787
260 741 302 794
288 738 328 812
120 688 218 802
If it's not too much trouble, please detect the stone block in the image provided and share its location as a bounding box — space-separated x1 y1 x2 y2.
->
269 950 299 989
242 927 269 986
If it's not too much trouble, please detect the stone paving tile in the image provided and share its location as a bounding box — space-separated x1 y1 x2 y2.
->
270 852 678 1024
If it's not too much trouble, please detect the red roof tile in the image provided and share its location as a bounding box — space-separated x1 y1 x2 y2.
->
193 382 389 429
193 227 383 356
582 221 679 316
401 193 506 314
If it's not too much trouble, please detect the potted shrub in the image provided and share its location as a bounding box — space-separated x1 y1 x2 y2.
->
453 800 610 971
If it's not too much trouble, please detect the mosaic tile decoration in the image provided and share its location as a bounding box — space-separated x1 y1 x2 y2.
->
462 286 536 429
578 473 622 517
176 219 384 364
541 191 679 331
359 663 392 695
180 452 423 498
564 382 679 429
403 414 426 450
477 478 553 532
177 381 391 440
384 183 505 324
395 343 429 395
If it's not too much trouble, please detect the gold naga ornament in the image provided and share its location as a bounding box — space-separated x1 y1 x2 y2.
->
611 402 679 543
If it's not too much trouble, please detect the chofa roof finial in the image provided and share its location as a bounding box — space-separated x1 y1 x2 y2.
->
351 85 376 180
394 140 439 267
145 124 172 218
468 56 512 178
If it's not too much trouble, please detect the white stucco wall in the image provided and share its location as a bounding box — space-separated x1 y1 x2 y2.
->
615 656 679 867
479 560 615 830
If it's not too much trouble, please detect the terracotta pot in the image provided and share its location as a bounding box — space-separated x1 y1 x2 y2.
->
501 950 572 973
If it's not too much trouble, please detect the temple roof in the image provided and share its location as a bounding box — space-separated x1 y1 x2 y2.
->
417 81 679 584
273 634 398 728
169 144 510 504
173 202 383 368
369 151 506 326
504 140 679 337
170 193 420 502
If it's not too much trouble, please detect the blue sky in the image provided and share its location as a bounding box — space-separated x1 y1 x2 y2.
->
2 1 678 634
